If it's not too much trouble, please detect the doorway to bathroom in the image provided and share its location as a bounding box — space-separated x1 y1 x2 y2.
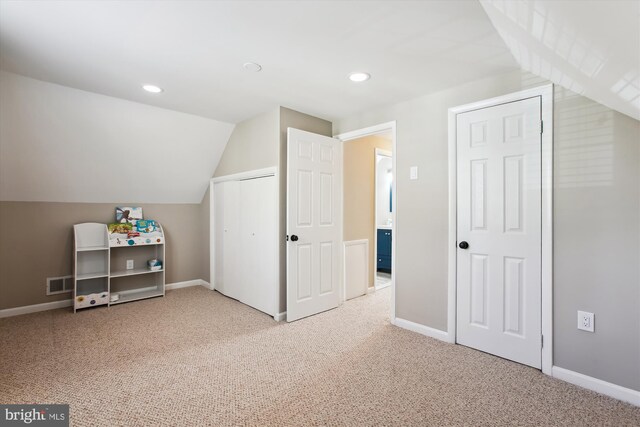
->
340 125 394 301
374 148 392 290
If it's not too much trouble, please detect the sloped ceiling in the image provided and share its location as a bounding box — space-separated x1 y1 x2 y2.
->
0 71 234 203
0 0 519 124
480 0 640 121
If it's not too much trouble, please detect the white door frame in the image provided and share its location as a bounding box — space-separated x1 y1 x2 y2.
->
335 121 397 322
209 167 280 320
374 148 392 290
447 85 553 375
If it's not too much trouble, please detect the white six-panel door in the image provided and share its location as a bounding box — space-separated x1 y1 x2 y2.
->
287 128 342 322
456 97 542 368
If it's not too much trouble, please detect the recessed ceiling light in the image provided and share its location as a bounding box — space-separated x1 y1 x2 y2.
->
349 72 370 82
243 62 262 72
142 84 163 93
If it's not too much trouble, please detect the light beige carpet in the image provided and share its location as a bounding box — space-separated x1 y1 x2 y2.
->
1 286 638 426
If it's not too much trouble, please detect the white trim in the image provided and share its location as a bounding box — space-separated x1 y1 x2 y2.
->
165 279 210 291
273 167 281 319
343 239 370 301
335 121 395 141
0 279 211 318
540 86 554 375
552 366 640 407
367 286 376 294
273 311 287 322
211 167 277 184
447 84 554 371
336 121 397 323
394 317 450 342
0 299 72 318
209 179 216 291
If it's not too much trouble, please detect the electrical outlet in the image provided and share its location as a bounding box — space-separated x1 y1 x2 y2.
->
126 259 134 270
577 310 595 332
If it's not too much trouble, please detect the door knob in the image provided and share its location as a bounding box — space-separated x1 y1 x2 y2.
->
290 235 299 242
458 241 469 249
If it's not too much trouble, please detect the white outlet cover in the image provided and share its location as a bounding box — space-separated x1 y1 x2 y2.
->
577 310 595 332
126 259 134 270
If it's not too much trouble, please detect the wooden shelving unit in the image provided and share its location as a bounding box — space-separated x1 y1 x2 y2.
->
73 222 165 312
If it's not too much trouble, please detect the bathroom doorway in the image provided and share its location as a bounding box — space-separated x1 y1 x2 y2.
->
341 127 394 299
374 149 392 290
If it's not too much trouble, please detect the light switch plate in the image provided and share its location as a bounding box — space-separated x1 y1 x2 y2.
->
410 166 418 180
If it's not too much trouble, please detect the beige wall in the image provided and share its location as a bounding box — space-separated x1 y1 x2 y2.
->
0 202 206 310
214 108 280 177
334 70 640 392
343 135 392 287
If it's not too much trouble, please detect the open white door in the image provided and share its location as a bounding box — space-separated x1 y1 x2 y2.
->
287 128 342 322
456 97 542 369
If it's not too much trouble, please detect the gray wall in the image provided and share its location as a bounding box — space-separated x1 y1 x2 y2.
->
552 91 640 391
333 70 640 391
0 202 207 310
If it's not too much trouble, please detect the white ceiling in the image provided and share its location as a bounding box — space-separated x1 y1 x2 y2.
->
480 0 640 121
0 0 519 123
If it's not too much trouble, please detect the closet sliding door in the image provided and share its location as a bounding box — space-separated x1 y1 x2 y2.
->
222 180 242 301
239 176 277 315
214 175 277 316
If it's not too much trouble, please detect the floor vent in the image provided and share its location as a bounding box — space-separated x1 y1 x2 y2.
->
47 276 73 295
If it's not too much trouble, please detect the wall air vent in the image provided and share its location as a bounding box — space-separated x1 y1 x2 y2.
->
46 275 73 295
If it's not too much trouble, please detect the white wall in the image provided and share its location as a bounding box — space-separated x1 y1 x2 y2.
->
0 71 234 203
334 69 640 392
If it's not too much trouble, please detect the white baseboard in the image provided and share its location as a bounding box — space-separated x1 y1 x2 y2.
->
394 317 451 343
273 311 287 322
1 279 211 318
165 279 210 290
552 366 640 406
0 299 72 318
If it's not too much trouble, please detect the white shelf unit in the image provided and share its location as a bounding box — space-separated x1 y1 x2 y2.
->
73 223 110 312
109 224 165 305
73 222 165 312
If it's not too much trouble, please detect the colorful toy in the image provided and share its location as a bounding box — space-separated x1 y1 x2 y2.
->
136 219 157 233
116 207 143 225
108 223 133 234
148 259 162 271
